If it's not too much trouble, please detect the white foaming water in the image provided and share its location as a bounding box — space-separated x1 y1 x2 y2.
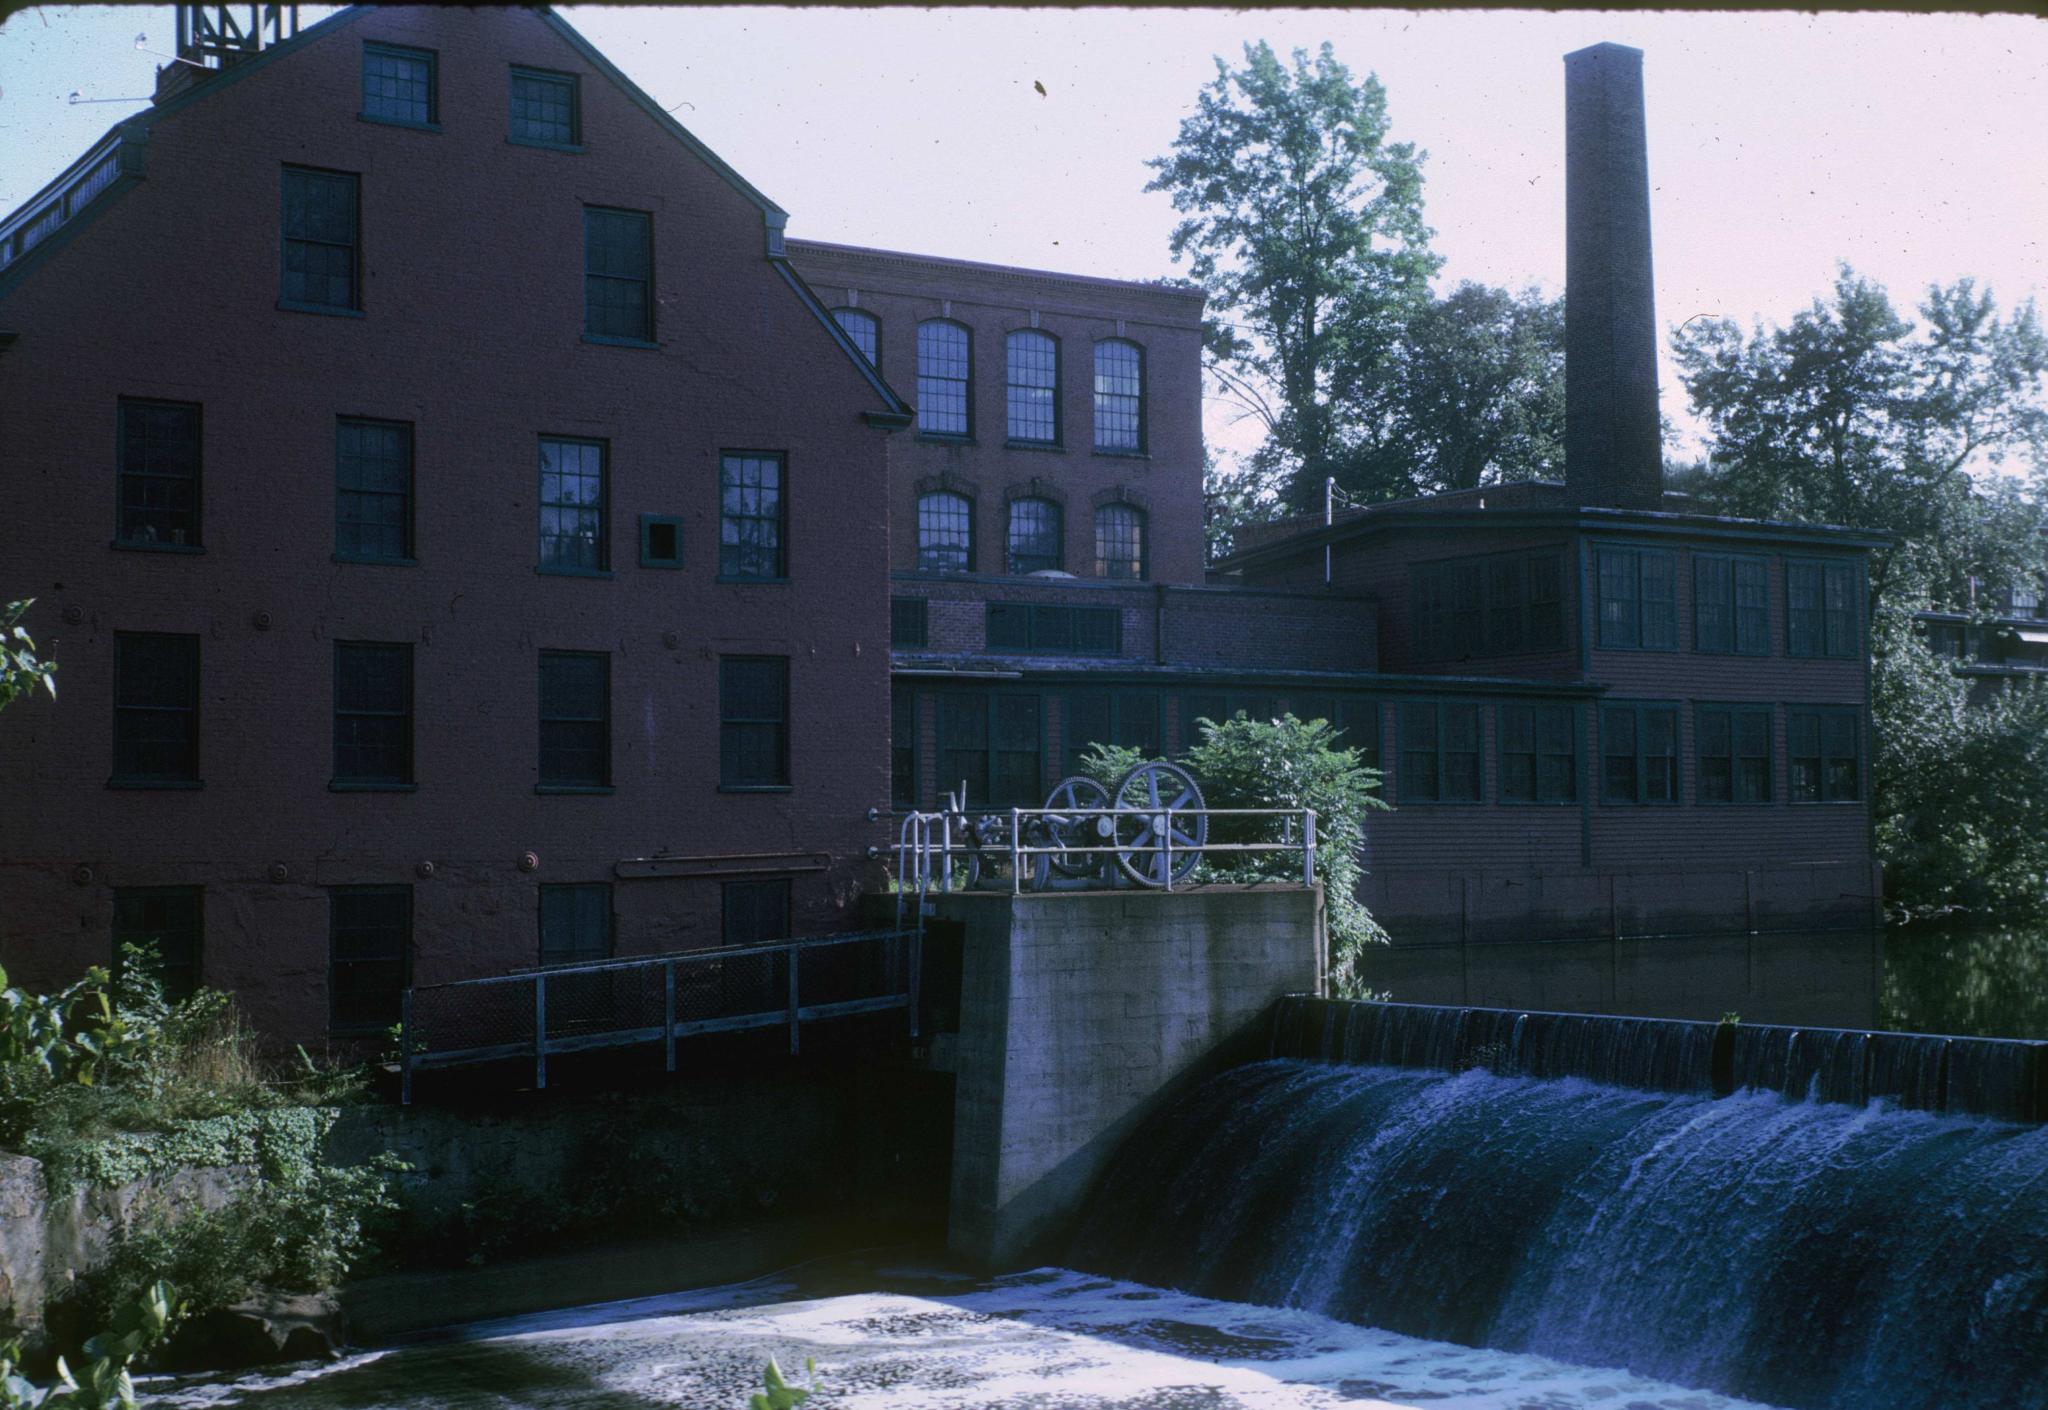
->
145 1266 1784 1409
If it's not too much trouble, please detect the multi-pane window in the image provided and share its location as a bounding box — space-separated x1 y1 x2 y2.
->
538 437 607 573
1787 560 1861 659
720 655 790 788
938 693 1041 807
1789 708 1860 803
112 887 202 1001
917 321 971 437
112 632 199 784
1332 698 1381 773
2008 583 2043 618
1499 702 1577 804
584 207 653 342
333 642 413 787
280 166 359 312
1601 703 1681 804
1415 552 1565 660
723 878 791 946
719 453 786 579
509 66 579 146
1093 339 1143 452
833 308 879 366
116 398 201 549
1398 702 1482 803
328 886 409 1035
1695 554 1771 655
917 491 973 573
1006 330 1059 444
539 883 613 966
1095 504 1147 581
361 42 435 126
891 596 929 648
336 418 413 561
1063 690 1161 776
1006 498 1062 575
985 603 1120 656
891 683 918 809
1697 704 1772 804
538 650 609 788
1596 546 1679 650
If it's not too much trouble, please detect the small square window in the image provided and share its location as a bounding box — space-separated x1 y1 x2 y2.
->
361 42 436 127
510 66 581 148
640 514 683 569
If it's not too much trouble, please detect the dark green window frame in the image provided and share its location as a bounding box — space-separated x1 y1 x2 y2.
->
1693 552 1770 656
1412 551 1566 662
1006 497 1063 575
1397 700 1483 804
1787 558 1862 659
328 885 410 1036
1499 701 1578 805
1094 503 1148 581
537 436 608 576
360 41 437 128
335 417 414 563
538 649 610 791
332 640 414 789
583 206 653 346
115 397 202 551
1789 706 1861 803
279 165 360 315
891 683 918 809
891 596 929 649
508 66 581 150
719 655 790 790
1595 545 1679 651
719 452 787 581
539 882 613 966
917 320 973 439
112 886 202 1001
1005 329 1061 446
1600 702 1681 805
1696 702 1773 805
1062 689 1162 776
985 603 1120 656
936 691 1042 808
639 514 683 569
111 631 200 786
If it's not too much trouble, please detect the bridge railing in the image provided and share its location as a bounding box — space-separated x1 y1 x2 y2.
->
398 927 919 1104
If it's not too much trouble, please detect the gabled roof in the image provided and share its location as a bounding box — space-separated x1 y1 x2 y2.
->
0 5 912 420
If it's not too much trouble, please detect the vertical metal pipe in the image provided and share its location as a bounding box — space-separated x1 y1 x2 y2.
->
1011 808 1022 895
1304 810 1318 887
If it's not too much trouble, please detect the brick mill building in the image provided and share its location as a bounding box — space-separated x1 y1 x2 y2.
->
0 10 1882 1044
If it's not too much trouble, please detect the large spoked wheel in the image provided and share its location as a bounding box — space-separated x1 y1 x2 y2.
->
1042 775 1113 878
1112 761 1207 888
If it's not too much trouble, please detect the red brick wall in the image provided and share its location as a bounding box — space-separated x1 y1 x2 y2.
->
0 9 897 1042
788 241 1207 587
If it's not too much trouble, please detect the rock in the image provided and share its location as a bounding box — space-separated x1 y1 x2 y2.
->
156 1289 347 1372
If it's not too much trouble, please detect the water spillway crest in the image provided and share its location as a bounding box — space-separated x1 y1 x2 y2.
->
1069 1057 2048 1410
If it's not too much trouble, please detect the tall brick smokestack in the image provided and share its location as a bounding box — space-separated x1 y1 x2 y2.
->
1564 43 1663 511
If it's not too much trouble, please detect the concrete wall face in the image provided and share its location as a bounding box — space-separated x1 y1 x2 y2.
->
940 887 1324 1266
0 9 897 1042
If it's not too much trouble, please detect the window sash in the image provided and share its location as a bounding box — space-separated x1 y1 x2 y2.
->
583 208 652 342
722 879 791 946
1601 703 1681 804
328 887 410 1033
112 887 202 1000
539 651 609 787
917 322 971 437
891 684 918 808
719 656 789 787
1597 547 1678 650
1788 560 1861 659
985 604 1121 656
1696 704 1772 804
1789 708 1860 802
280 167 358 311
1695 554 1771 655
1063 689 1162 776
1093 340 1142 451
509 68 579 145
1500 703 1577 803
1415 552 1565 661
539 437 607 572
1398 701 1481 803
117 398 202 548
917 492 973 573
361 43 434 125
1095 504 1146 580
334 642 413 784
1005 331 1059 444
833 308 878 366
719 453 786 579
1006 498 1062 574
113 632 200 781
336 418 412 560
890 597 929 648
539 883 613 965
937 693 1040 808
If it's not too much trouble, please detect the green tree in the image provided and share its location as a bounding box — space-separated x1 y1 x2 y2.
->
1149 40 1439 513
0 601 55 712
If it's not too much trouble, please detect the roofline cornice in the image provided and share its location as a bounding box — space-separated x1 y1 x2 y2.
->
786 238 1207 313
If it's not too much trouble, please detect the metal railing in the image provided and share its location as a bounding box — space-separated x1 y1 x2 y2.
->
887 805 1317 896
399 927 919 1104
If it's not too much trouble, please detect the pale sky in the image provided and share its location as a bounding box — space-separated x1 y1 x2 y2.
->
3 6 2044 467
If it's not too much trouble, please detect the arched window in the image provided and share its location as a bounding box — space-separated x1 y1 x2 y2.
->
917 320 971 437
1006 498 1063 575
1005 329 1059 445
1093 339 1144 452
832 308 879 367
1095 503 1147 580
917 491 974 573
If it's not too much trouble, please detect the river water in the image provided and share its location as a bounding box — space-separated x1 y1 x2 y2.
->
149 1260 1787 1409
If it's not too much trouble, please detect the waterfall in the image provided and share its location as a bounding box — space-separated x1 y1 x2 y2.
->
1069 1058 2048 1410
1271 996 2047 1122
